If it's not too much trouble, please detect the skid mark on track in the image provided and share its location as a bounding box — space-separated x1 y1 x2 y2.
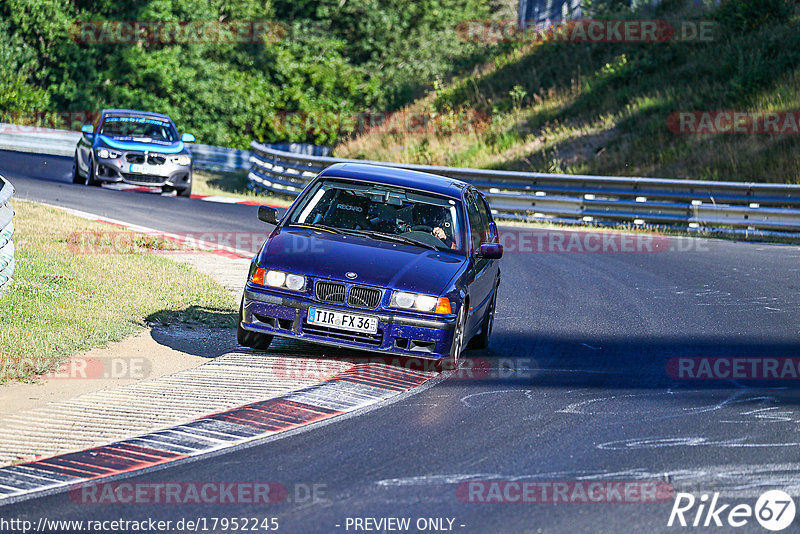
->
459 390 533 409
376 464 800 498
554 388 786 423
721 406 796 423
598 436 800 450
643 285 800 313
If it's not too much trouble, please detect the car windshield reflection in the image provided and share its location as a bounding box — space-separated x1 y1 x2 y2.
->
287 179 465 253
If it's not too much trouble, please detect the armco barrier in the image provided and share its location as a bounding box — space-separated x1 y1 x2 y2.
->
0 124 249 172
189 143 250 172
249 141 800 233
3 120 800 233
0 175 15 292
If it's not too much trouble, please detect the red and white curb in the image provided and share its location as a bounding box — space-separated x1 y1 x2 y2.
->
0 363 436 504
101 183 276 207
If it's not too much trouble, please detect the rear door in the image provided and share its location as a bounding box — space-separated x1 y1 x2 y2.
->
476 190 500 295
465 189 494 333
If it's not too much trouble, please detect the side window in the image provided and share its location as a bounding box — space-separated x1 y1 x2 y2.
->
466 194 483 252
475 194 493 242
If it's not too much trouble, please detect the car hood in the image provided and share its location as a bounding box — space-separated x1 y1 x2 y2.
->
97 134 186 154
260 228 466 295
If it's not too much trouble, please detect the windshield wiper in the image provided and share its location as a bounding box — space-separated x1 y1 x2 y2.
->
289 223 345 235
350 230 440 251
289 225 439 250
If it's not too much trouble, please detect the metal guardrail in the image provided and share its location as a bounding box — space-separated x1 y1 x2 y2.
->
0 124 250 172
0 175 15 293
249 141 800 233
189 144 250 172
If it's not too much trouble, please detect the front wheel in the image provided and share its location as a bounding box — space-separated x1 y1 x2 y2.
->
438 302 467 373
71 156 85 184
86 158 101 187
176 185 192 197
237 300 273 351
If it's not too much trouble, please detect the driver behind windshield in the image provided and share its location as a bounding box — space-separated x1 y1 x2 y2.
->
412 203 456 249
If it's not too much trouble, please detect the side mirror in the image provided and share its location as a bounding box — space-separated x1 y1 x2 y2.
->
477 242 503 259
258 205 279 225
181 133 196 143
81 124 94 136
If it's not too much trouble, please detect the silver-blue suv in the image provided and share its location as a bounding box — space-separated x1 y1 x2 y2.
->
73 109 196 197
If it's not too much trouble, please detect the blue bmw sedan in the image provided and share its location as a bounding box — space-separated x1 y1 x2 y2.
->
238 163 502 369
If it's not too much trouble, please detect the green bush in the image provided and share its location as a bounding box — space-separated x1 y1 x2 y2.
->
0 0 500 147
712 0 796 33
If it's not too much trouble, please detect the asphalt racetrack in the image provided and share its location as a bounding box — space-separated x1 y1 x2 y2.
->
2 149 800 533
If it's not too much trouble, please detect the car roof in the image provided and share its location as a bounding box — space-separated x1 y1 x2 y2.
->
317 163 468 199
101 109 173 122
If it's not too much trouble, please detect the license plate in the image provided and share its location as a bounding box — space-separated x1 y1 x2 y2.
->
307 307 378 334
130 164 161 174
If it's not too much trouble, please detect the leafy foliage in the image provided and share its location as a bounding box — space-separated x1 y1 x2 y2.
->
337 0 800 183
0 0 498 147
712 0 796 33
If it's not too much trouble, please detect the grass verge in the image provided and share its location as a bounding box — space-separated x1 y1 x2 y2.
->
192 169 294 207
0 200 237 383
335 1 800 183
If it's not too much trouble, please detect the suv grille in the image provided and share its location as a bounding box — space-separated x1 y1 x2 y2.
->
315 281 346 304
148 155 166 165
126 154 145 164
122 173 166 185
348 286 382 309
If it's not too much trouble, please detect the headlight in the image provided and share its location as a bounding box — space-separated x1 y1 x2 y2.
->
96 148 120 159
251 268 306 291
285 274 305 291
172 155 191 166
265 270 285 287
390 291 452 314
393 291 416 309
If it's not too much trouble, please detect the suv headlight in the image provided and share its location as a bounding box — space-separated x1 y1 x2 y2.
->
390 291 452 314
172 155 191 166
251 268 306 291
96 148 121 159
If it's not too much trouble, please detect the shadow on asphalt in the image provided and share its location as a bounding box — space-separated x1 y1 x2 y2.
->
141 306 800 392
455 332 800 393
0 150 72 183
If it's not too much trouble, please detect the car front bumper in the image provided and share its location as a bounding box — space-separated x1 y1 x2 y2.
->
241 285 457 359
94 153 191 188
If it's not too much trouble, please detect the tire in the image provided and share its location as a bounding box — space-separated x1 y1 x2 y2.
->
86 158 101 187
469 291 496 350
71 156 85 184
438 302 467 372
237 300 273 351
177 185 192 197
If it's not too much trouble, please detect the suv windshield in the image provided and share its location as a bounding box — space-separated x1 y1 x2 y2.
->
287 179 465 253
99 116 178 143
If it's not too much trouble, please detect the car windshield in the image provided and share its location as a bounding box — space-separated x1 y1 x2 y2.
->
99 116 178 143
287 179 465 253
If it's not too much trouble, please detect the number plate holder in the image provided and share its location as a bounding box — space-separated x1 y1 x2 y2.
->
307 307 379 334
